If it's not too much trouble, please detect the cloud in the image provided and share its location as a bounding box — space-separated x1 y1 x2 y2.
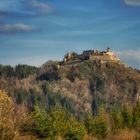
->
124 0 140 6
0 0 55 18
31 0 52 10
0 23 37 33
26 0 54 15
116 49 140 69
0 0 55 34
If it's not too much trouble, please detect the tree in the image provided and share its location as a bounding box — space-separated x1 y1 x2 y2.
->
111 110 123 130
29 107 68 138
0 90 16 140
121 106 133 129
65 118 86 140
15 64 37 79
132 101 140 127
0 90 25 140
84 107 109 138
0 90 20 140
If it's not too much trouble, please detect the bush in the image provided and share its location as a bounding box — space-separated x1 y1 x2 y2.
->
85 116 108 138
111 111 123 130
121 106 133 129
132 102 140 127
65 118 86 140
85 107 109 138
67 66 79 82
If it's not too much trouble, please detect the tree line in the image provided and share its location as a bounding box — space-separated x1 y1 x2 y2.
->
0 64 38 79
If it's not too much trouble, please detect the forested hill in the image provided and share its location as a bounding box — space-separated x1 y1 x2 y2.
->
0 60 140 117
0 64 38 79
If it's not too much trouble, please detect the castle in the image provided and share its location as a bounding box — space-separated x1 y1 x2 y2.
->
63 48 120 64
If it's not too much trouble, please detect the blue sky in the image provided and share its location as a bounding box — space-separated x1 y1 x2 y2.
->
0 0 140 69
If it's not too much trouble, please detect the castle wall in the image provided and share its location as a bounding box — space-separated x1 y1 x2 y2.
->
89 54 119 63
106 51 114 56
63 49 120 64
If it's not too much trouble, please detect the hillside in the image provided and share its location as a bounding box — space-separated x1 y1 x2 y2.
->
0 54 140 117
1 50 140 139
37 59 140 116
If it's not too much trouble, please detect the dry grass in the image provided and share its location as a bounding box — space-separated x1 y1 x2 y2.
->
103 129 139 140
15 135 65 140
14 135 38 140
83 134 98 140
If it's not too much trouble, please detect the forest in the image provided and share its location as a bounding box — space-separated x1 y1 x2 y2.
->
0 60 140 140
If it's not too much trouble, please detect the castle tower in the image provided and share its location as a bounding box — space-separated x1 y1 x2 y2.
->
107 47 111 52
106 48 114 56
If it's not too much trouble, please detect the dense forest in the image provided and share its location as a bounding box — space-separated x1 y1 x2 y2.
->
0 60 140 139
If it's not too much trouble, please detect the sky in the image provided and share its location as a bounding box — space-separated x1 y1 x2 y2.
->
0 0 140 69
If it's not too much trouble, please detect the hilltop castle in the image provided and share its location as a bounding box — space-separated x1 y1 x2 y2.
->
63 48 120 64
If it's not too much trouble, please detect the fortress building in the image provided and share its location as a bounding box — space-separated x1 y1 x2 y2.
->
63 48 120 64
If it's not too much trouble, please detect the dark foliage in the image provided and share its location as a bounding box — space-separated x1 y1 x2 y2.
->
0 64 38 79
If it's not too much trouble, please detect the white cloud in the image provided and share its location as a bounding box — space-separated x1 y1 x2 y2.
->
115 49 140 69
124 0 140 6
0 23 37 32
30 0 54 13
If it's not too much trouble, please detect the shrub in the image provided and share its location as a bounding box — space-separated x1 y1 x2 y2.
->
111 111 123 130
132 101 140 127
121 106 133 129
85 107 109 138
85 116 109 138
65 118 86 140
67 66 79 82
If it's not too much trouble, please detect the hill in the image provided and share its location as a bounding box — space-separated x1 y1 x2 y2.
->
1 49 140 139
0 49 140 117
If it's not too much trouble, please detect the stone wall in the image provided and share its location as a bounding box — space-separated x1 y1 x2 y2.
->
63 49 120 64
89 54 119 63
